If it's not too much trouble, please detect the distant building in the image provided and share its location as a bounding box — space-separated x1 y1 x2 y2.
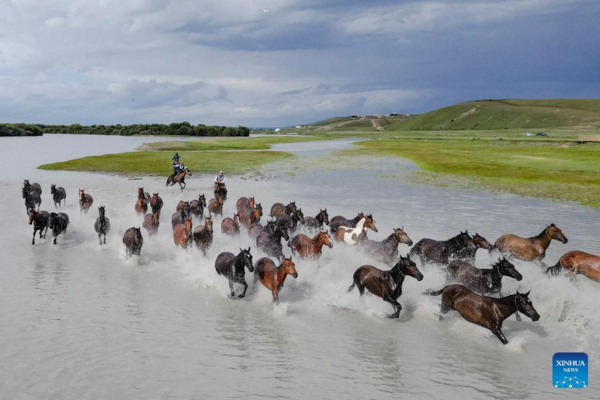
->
274 128 281 132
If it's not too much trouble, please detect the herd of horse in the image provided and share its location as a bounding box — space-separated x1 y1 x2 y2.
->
22 179 600 344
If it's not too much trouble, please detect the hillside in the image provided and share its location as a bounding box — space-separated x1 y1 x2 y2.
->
386 99 600 131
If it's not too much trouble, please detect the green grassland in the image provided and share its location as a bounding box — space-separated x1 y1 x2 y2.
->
140 135 325 151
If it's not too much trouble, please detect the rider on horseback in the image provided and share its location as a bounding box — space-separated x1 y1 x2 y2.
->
214 171 227 197
170 153 183 179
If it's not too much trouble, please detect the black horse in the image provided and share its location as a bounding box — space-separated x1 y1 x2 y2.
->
49 212 69 245
276 209 305 233
190 194 207 219
22 183 41 213
249 220 276 240
304 209 329 231
215 248 254 298
445 258 522 295
28 209 50 245
50 184 67 208
257 223 290 261
410 231 478 266
94 206 111 245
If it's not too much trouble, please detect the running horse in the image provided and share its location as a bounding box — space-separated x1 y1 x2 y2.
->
329 212 364 233
445 258 522 295
304 209 329 231
50 184 67 208
214 182 227 200
276 209 305 233
254 256 298 304
123 227 143 257
193 217 214 255
221 212 241 236
22 180 42 212
150 193 163 214
167 167 192 190
190 194 207 219
424 285 540 344
289 231 333 260
94 206 111 245
143 210 160 236
78 189 94 214
547 250 600 283
248 220 276 241
238 207 261 229
358 227 413 266
28 209 50 245
215 248 254 298
208 195 224 218
493 224 568 266
48 212 69 245
256 223 290 261
270 201 297 218
236 196 256 212
135 187 151 215
409 231 477 266
173 217 193 249
334 215 378 245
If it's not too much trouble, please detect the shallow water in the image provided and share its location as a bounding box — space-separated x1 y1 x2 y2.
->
1 135 598 399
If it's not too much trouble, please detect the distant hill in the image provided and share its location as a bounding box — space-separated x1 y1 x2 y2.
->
386 99 600 131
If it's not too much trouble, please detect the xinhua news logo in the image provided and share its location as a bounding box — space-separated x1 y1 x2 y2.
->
553 352 588 389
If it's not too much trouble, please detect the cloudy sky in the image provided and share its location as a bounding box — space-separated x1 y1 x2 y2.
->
1 0 599 126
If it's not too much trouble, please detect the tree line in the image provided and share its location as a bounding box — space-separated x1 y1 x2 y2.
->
0 123 43 136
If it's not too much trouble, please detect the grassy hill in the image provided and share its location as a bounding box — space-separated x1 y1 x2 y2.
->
386 99 600 131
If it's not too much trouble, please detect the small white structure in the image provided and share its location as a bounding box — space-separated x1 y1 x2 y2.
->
274 128 281 132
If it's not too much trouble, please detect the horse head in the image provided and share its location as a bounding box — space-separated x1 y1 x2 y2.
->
79 189 85 200
515 291 540 321
98 206 106 218
138 187 144 197
255 203 263 217
281 256 298 279
319 209 329 225
393 227 413 246
233 212 241 227
473 233 493 250
495 258 522 281
318 231 333 248
276 223 290 241
238 247 254 272
199 194 207 207
395 254 423 281
547 224 568 244
294 209 305 224
27 208 37 225
249 197 255 209
205 217 214 233
51 184 56 194
365 214 378 232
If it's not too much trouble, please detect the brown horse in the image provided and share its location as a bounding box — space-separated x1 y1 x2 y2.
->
123 227 143 257
358 227 413 266
289 231 333 259
334 215 378 245
28 209 50 245
166 167 192 190
348 255 423 318
236 196 255 212
221 213 241 236
270 201 296 218
304 209 329 231
254 256 298 304
135 187 150 215
547 251 600 282
190 194 207 219
208 195 224 217
193 217 213 255
424 285 540 344
493 224 568 265
150 193 163 214
143 210 160 236
176 200 191 216
239 207 261 229
445 258 522 295
78 189 94 214
329 212 364 233
173 217 193 249
215 248 254 298
248 220 276 241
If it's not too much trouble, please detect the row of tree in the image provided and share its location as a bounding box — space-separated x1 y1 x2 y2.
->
0 123 44 136
38 122 250 136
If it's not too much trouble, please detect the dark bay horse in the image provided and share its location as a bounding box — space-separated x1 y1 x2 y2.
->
239 207 261 229
94 206 111 245
547 251 600 282
78 189 94 214
167 167 192 190
248 220 276 241
289 231 333 259
348 255 423 318
254 256 298 304
221 213 241 236
49 212 69 245
493 224 568 265
24 180 42 195
135 187 150 215
208 195 224 218
445 258 522 295
236 196 255 212
214 182 227 199
190 194 207 219
23 184 41 212
276 208 305 233
329 212 364 233
193 217 213 255
150 193 163 214
409 231 477 266
143 210 160 236
176 200 191 216
123 227 143 257
424 285 540 344
358 227 413 265
215 248 254 298
173 217 193 249
257 223 290 261
50 184 66 208
171 211 187 228
28 209 49 245
270 201 296 218
304 209 329 231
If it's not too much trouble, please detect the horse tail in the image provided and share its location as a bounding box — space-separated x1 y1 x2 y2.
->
422 288 444 296
546 260 562 276
347 282 356 293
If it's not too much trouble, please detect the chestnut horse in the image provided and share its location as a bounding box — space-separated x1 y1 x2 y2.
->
329 212 364 233
166 167 191 190
445 258 522 295
547 251 600 283
236 196 255 212
215 248 254 298
193 217 213 255
123 227 143 256
78 189 94 214
493 224 568 265
424 285 540 344
143 210 160 236
239 207 261 229
254 256 298 304
348 255 423 318
409 231 477 266
150 193 163 214
304 209 329 231
28 209 50 245
270 201 296 218
334 215 378 245
173 217 193 249
221 212 241 236
50 184 66 208
190 194 207 219
289 231 333 259
49 212 69 245
94 206 111 245
135 187 150 215
208 195 224 217
358 227 413 266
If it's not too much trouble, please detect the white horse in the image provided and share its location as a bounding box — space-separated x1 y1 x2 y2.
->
335 217 368 245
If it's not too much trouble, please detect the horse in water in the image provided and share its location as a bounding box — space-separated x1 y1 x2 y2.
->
423 285 540 344
135 187 151 215
166 167 192 190
172 201 191 227
150 193 163 214
214 182 227 200
78 189 94 214
173 217 193 249
94 206 111 245
49 212 69 245
50 184 66 208
215 248 254 298
221 212 241 236
208 195 224 217
358 227 413 266
270 201 297 218
329 212 364 233
190 194 207 219
176 200 191 216
547 251 600 283
248 220 276 241
334 215 378 245
143 210 160 236
304 209 329 231
257 223 290 261
22 182 41 212
289 231 333 260
24 180 42 196
193 217 213 255
239 207 261 229
348 255 423 319
445 258 522 295
276 209 305 233
123 227 143 257
254 256 298 304
236 196 255 212
493 224 568 266
409 231 477 266
28 209 49 245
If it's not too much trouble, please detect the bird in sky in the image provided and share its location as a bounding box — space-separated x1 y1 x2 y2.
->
258 9 270 14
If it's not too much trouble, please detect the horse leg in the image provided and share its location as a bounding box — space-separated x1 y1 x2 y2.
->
272 289 280 305
228 280 236 298
32 228 37 245
383 295 402 318
53 237 57 245
43 225 49 239
438 299 451 321
239 281 248 298
103 234 107 245
98 233 103 246
491 326 508 345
